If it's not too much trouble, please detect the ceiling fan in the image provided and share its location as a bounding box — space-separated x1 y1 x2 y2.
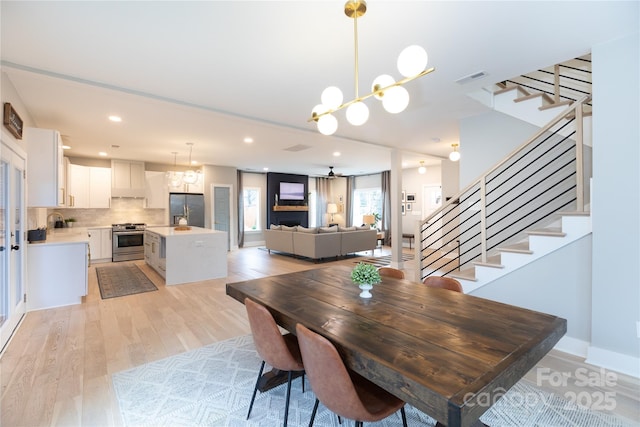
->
327 166 342 179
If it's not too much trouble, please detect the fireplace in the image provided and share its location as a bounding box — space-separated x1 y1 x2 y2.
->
279 220 301 227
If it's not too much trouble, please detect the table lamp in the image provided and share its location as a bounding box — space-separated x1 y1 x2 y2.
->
363 214 376 228
327 203 338 223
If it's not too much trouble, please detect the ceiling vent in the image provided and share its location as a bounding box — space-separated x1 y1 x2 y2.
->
455 71 488 85
283 144 311 152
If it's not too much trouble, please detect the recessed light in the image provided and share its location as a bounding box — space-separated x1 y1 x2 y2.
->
333 151 341 157
98 151 108 156
108 115 122 122
62 145 71 150
244 137 254 144
263 167 269 171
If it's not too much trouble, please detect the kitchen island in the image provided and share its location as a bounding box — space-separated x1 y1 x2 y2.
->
144 226 227 285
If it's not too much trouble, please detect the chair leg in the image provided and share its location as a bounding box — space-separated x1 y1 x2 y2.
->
283 371 294 427
246 360 265 420
400 406 408 427
308 398 320 427
301 371 305 393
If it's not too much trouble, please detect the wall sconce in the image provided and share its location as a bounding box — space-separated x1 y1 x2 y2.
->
449 143 460 162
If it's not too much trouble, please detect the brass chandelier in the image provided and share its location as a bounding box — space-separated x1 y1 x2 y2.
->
309 0 435 135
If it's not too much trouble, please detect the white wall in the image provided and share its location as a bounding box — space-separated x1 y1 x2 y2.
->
590 33 640 367
401 164 441 236
203 164 237 246
459 111 541 188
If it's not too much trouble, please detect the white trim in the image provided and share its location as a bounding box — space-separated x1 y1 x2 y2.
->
586 345 640 378
554 336 590 358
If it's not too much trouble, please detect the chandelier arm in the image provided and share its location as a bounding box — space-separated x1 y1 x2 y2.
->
308 66 436 122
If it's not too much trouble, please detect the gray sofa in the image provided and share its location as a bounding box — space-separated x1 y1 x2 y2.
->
264 225 377 260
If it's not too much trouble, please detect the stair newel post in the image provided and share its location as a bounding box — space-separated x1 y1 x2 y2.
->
480 177 488 263
575 100 585 212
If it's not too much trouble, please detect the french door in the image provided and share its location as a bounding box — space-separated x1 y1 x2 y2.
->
0 141 26 353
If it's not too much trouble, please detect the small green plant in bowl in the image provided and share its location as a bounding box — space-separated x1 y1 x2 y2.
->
64 218 77 228
351 262 381 298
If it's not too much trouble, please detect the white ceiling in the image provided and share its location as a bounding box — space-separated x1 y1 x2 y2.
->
1 1 636 177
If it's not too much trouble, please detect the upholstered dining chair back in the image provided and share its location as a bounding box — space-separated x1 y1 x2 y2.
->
296 323 407 427
245 298 304 427
422 276 463 293
377 267 405 279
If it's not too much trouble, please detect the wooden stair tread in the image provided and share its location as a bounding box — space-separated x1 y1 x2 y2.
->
449 268 477 282
513 92 553 103
497 242 533 254
473 261 504 269
527 227 566 237
556 211 591 217
539 100 573 111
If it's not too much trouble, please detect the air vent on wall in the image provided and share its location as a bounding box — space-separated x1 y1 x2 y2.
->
455 71 488 85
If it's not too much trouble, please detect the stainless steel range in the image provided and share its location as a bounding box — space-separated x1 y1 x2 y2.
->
112 223 146 262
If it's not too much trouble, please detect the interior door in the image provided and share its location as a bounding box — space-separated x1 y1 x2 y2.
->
211 185 232 251
0 142 26 353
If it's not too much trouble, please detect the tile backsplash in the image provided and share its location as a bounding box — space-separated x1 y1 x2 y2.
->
29 198 168 229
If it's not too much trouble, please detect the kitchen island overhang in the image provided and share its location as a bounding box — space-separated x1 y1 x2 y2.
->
144 226 228 285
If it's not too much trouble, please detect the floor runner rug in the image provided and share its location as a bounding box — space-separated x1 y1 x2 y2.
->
112 335 637 427
96 264 158 299
355 253 415 267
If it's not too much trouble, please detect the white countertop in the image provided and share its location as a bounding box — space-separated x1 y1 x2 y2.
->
28 227 90 246
145 226 226 237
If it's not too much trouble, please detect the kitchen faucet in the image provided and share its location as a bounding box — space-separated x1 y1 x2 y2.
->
47 212 65 228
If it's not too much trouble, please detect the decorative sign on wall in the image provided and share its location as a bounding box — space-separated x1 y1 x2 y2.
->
3 103 23 139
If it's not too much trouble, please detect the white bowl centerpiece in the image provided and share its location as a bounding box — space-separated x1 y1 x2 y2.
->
351 262 381 298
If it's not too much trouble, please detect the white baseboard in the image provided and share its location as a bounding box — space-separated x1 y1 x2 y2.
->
242 240 265 248
554 336 590 358
586 345 640 378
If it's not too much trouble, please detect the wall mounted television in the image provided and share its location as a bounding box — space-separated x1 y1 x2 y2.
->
279 182 305 200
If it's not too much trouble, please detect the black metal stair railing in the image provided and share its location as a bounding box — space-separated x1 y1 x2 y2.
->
418 96 591 281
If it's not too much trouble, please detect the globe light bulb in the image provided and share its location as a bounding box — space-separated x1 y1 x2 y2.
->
312 104 329 118
317 114 338 135
449 150 461 162
346 102 369 126
418 161 426 174
182 169 198 184
321 86 343 110
371 74 395 100
397 45 428 77
382 86 410 113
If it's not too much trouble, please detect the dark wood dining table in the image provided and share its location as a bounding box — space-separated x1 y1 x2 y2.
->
226 265 566 427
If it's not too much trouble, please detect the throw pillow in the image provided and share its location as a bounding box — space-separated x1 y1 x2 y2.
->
297 226 318 234
281 225 297 231
356 225 370 230
270 224 282 230
319 226 338 233
338 226 356 232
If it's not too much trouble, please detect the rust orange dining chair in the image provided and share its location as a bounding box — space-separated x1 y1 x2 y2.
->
296 323 408 427
245 298 305 427
377 267 405 279
422 276 463 293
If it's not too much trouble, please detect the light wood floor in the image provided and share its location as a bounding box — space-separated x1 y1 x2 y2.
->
1 247 638 426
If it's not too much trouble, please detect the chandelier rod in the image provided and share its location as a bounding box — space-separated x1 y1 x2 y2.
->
353 7 359 99
308 67 435 122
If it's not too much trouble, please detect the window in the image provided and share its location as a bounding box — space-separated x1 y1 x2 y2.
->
243 187 261 231
352 188 382 228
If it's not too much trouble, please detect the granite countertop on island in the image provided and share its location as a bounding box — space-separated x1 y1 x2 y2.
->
145 226 225 237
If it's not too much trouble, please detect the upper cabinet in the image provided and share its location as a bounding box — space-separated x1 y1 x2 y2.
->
67 164 111 208
111 159 145 198
145 171 168 209
25 127 66 207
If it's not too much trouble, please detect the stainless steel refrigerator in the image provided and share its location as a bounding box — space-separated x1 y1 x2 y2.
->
169 193 205 227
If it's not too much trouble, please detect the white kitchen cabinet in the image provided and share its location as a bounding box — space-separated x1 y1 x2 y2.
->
67 165 111 208
67 163 90 208
111 159 145 197
145 171 168 209
88 227 112 262
90 167 112 208
144 230 164 276
25 127 66 207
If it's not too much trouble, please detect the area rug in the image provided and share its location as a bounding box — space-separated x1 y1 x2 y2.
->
355 253 415 267
96 264 158 299
111 335 637 427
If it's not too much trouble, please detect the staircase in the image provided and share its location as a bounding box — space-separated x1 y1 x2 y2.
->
418 58 593 292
